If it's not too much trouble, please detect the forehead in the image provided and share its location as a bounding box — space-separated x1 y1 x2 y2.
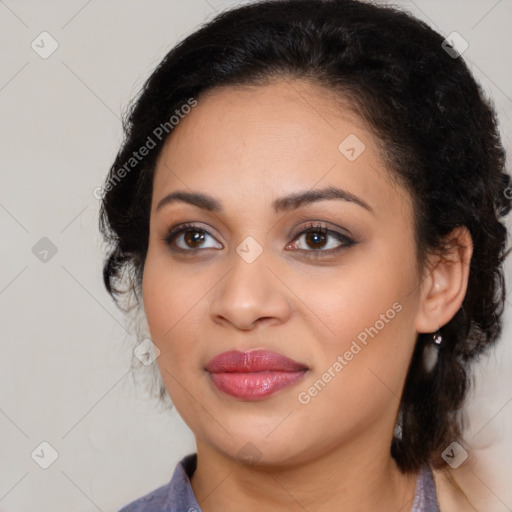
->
152 79 411 219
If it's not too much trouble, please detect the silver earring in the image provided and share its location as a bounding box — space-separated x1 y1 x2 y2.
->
423 330 442 372
394 410 403 440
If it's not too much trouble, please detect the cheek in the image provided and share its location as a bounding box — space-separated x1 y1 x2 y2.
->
141 249 220 383
143 246 197 329
142 262 200 411
296 248 419 392
297 251 413 340
142 251 195 354
294 301 416 441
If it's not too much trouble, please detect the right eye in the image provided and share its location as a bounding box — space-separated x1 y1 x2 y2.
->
163 223 223 251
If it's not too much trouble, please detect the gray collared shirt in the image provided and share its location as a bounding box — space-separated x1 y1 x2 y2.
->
118 453 439 511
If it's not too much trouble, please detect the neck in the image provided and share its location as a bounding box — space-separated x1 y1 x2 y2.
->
190 432 418 512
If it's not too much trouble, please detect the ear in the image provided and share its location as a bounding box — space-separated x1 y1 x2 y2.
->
415 226 473 333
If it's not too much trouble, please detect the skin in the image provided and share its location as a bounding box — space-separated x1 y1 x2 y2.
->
141 78 473 511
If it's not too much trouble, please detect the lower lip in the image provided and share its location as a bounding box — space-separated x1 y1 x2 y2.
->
208 370 307 401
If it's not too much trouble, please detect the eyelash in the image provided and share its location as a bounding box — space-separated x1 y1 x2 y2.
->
288 222 355 257
161 222 355 258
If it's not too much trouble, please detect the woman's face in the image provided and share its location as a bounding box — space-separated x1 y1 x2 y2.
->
142 79 424 467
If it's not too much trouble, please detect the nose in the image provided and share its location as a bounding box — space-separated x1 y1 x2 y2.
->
209 250 292 331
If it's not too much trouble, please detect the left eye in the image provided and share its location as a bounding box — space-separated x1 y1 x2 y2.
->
287 225 354 252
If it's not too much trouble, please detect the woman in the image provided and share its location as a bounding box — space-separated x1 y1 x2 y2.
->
99 0 510 510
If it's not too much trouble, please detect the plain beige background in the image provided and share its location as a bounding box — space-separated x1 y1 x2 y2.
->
1 0 511 510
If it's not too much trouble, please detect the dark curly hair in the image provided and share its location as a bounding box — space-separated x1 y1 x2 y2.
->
99 0 511 473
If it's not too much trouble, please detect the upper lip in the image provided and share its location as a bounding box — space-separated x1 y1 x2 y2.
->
205 349 309 373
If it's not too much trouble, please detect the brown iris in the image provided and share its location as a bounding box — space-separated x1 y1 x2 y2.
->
305 230 328 249
184 230 206 248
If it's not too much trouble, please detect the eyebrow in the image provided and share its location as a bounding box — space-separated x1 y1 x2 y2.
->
155 186 373 214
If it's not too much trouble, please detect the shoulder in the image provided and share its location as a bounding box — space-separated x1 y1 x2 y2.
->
118 480 174 512
117 453 199 512
432 468 478 512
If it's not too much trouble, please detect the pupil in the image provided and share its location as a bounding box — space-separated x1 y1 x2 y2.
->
306 231 326 249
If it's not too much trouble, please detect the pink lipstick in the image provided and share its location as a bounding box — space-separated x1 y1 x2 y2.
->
205 349 308 401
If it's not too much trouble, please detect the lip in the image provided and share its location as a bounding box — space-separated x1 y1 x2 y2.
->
205 350 309 401
206 349 309 373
